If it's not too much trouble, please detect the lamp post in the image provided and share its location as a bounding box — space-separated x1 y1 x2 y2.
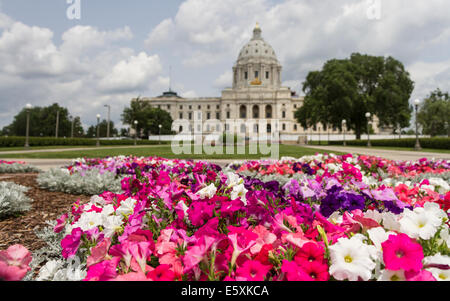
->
96 114 101 147
414 99 422 151
445 121 449 138
134 120 138 146
158 124 162 145
104 104 111 139
24 104 32 149
342 119 347 146
318 124 321 146
365 112 372 147
55 109 60 139
70 115 74 139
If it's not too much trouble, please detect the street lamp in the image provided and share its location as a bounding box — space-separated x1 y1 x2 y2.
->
414 99 422 151
96 114 101 147
134 120 138 146
365 112 372 147
158 124 162 145
24 104 32 149
342 119 347 146
70 115 74 139
104 104 111 139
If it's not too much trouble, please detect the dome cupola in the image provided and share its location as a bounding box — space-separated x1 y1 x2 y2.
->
232 23 282 89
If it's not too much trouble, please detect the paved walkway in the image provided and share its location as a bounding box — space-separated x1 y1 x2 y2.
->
0 145 163 155
303 145 450 161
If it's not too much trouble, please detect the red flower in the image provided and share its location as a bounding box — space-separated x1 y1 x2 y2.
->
294 242 325 268
147 264 176 281
236 260 272 281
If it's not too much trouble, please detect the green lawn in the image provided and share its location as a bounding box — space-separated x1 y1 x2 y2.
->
316 145 450 154
0 144 343 160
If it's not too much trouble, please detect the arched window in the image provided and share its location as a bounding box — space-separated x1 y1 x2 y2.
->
240 105 247 119
265 105 273 119
267 123 272 133
252 105 260 119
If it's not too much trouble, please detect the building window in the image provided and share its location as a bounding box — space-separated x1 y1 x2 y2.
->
207 112 211 120
188 112 192 120
282 111 286 119
179 126 183 132
252 105 260 119
158 105 161 109
240 124 246 134
207 105 210 110
180 105 183 110
239 105 247 119
244 72 248 80
167 105 171 110
179 113 183 119
216 112 220 119
255 71 259 79
265 105 273 119
282 123 286 131
294 124 298 131
254 124 259 133
216 105 220 110
294 104 297 109
267 124 272 133
226 111 231 119
266 71 269 79
189 105 192 110
198 105 201 110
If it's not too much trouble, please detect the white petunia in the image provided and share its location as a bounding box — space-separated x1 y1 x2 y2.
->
230 183 248 206
72 211 103 231
226 172 244 188
381 211 401 232
377 269 407 281
428 178 450 194
115 197 137 217
102 215 124 238
439 226 450 247
196 183 217 199
367 227 396 253
36 260 64 281
329 234 378 281
399 202 446 240
424 253 450 281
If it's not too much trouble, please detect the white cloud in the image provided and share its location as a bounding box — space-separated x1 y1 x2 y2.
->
214 70 232 89
99 52 163 93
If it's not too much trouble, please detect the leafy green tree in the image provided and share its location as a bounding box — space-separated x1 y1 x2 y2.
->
121 98 174 138
86 120 118 138
417 89 450 137
1 103 75 137
296 53 414 139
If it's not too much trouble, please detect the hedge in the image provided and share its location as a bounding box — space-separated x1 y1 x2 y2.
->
0 137 170 147
325 138 450 150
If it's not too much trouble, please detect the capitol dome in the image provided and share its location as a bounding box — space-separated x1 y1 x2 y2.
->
236 23 279 65
232 23 282 89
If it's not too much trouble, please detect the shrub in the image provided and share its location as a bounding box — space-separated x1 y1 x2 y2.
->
0 161 41 173
0 136 170 148
327 138 450 150
0 182 32 219
36 168 124 195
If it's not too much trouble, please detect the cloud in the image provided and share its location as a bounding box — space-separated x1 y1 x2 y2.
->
0 16 164 129
214 70 232 89
99 52 163 93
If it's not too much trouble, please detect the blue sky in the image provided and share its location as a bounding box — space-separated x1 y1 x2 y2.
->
0 0 449 130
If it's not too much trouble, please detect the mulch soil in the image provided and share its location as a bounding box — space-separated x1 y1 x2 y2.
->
0 173 90 252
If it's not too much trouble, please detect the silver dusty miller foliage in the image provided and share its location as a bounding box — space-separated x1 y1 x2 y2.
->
37 168 124 195
0 163 41 174
0 182 33 219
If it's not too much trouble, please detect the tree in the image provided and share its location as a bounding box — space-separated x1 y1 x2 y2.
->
86 120 118 138
417 89 450 137
295 53 414 139
1 103 75 137
121 98 174 138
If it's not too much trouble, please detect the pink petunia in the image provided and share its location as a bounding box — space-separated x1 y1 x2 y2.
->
382 233 424 272
147 264 176 281
294 242 326 268
235 260 272 281
0 244 32 281
61 227 83 259
84 257 121 281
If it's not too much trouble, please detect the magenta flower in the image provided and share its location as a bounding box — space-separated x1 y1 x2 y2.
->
61 227 83 259
235 260 272 281
54 213 69 234
147 264 176 281
86 238 112 268
84 257 121 281
0 244 32 281
188 201 215 227
129 241 153 273
294 242 326 268
382 233 424 272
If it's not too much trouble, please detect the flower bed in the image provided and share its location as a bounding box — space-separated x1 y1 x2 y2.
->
21 154 450 281
0 160 40 174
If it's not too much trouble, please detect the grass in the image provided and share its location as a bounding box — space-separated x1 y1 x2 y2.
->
310 144 450 154
0 144 343 160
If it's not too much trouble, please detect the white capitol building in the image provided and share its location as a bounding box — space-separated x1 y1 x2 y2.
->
137 24 385 143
